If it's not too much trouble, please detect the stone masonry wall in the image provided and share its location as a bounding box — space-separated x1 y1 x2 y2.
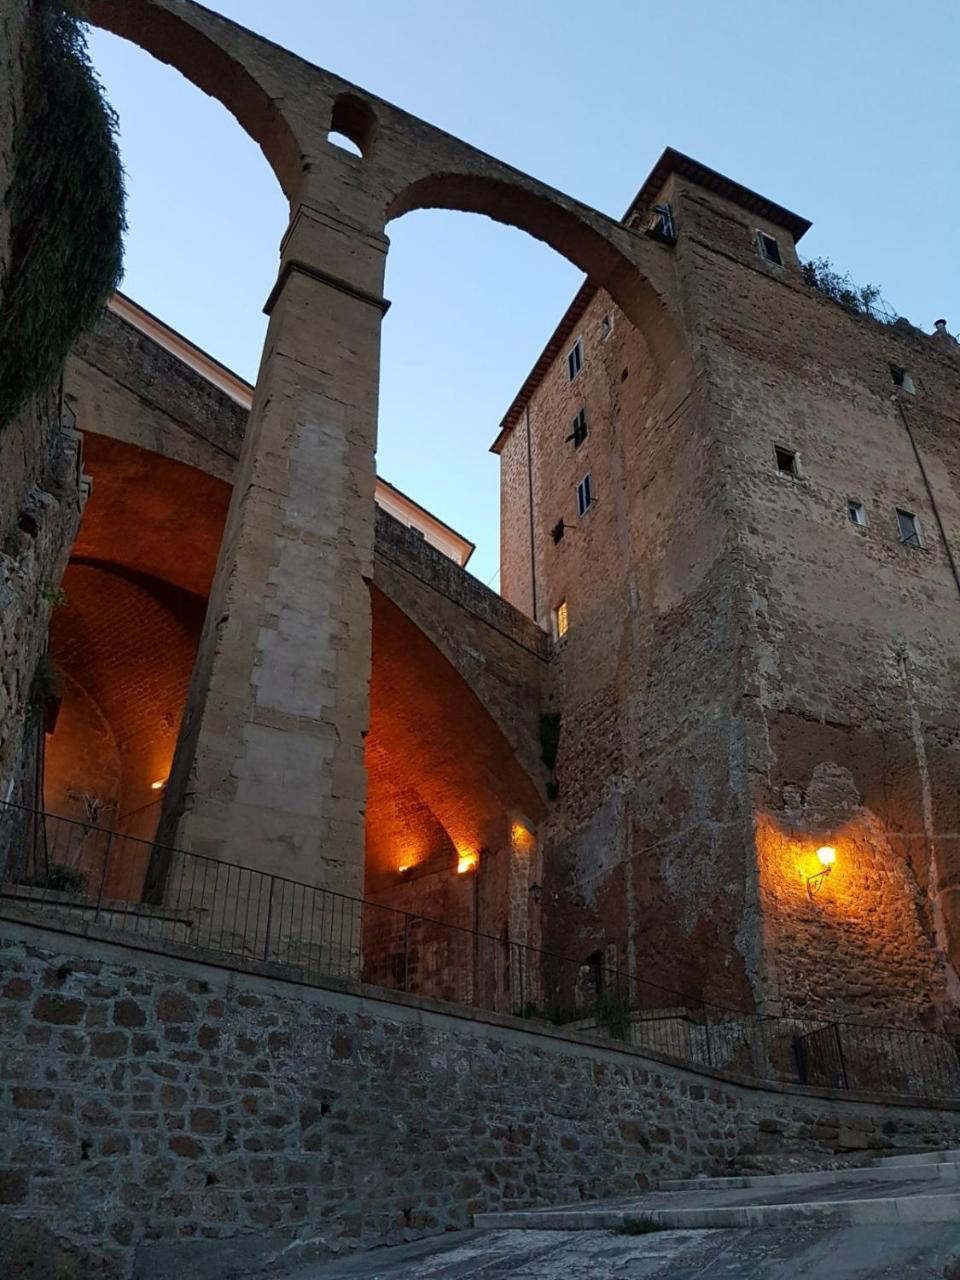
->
671 174 960 1024
500 281 758 1011
3 920 960 1280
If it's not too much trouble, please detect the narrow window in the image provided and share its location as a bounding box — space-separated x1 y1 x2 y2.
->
649 202 676 242
584 950 605 995
896 508 922 548
576 472 593 516
775 445 799 476
847 499 867 527
554 600 569 640
567 338 583 382
567 408 588 449
890 364 915 394
551 518 565 545
600 314 612 340
756 231 783 266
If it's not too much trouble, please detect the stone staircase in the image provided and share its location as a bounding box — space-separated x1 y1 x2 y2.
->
474 1148 960 1232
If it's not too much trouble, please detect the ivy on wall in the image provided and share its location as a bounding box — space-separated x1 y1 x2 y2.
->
0 0 126 426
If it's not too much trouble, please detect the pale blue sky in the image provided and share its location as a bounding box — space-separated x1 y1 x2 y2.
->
86 1 959 588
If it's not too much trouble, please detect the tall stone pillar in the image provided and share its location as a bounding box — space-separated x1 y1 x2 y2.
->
161 204 388 911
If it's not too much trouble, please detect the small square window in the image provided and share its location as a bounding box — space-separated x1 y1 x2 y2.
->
775 445 799 476
890 365 915 394
568 408 588 449
756 231 783 266
551 519 565 545
847 499 867 527
576 472 593 516
567 338 583 381
554 600 569 640
896 508 922 548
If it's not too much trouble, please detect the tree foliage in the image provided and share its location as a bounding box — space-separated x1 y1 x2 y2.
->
0 0 126 426
801 256 898 325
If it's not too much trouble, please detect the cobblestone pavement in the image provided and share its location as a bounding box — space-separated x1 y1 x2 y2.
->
301 1224 960 1279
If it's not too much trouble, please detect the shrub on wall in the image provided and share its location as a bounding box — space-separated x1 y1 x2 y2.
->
0 0 125 427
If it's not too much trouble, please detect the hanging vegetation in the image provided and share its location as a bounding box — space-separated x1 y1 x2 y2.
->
0 0 126 427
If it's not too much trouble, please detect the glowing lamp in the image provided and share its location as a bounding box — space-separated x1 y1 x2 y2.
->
151 778 167 791
808 845 836 896
398 863 413 875
457 851 478 875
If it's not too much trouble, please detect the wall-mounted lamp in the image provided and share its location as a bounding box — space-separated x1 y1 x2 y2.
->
151 778 167 792
457 850 478 875
807 845 836 897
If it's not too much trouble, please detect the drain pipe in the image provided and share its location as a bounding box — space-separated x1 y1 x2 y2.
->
894 394 960 599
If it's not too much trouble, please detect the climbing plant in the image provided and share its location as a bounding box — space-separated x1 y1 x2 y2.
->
801 257 899 325
0 0 125 427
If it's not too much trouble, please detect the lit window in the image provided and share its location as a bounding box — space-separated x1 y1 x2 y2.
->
551 519 565 545
567 338 583 381
775 445 799 476
554 600 569 640
576 472 593 516
756 231 783 266
890 365 915 394
568 408 588 449
847 499 867 527
896 508 922 548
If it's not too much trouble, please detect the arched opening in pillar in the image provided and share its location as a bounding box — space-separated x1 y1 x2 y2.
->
81 21 287 388
39 434 230 898
379 208 584 592
362 587 543 1005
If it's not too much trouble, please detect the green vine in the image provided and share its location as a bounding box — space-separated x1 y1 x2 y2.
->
0 0 126 427
801 257 899 326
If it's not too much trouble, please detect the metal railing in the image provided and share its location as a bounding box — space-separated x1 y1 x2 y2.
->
2 799 958 1102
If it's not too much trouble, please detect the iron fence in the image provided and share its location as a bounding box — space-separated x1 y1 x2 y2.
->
1 799 958 1102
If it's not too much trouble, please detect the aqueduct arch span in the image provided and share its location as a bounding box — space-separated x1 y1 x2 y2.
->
83 0 689 897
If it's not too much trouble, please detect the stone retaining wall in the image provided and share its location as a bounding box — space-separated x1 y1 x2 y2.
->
2 918 960 1279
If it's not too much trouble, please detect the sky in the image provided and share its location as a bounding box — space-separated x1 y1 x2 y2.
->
85 1 960 590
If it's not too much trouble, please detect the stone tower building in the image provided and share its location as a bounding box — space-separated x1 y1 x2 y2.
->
495 150 960 1026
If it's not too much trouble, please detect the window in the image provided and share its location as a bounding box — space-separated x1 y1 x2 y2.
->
566 338 583 381
775 445 799 476
890 365 915 394
551 518 565 545
896 508 923 548
568 408 588 449
600 314 612 340
756 230 783 266
647 202 676 243
847 499 867 527
576 472 593 516
554 600 569 640
584 950 604 995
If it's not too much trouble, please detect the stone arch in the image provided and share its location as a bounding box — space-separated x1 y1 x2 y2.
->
386 172 686 375
85 0 302 199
